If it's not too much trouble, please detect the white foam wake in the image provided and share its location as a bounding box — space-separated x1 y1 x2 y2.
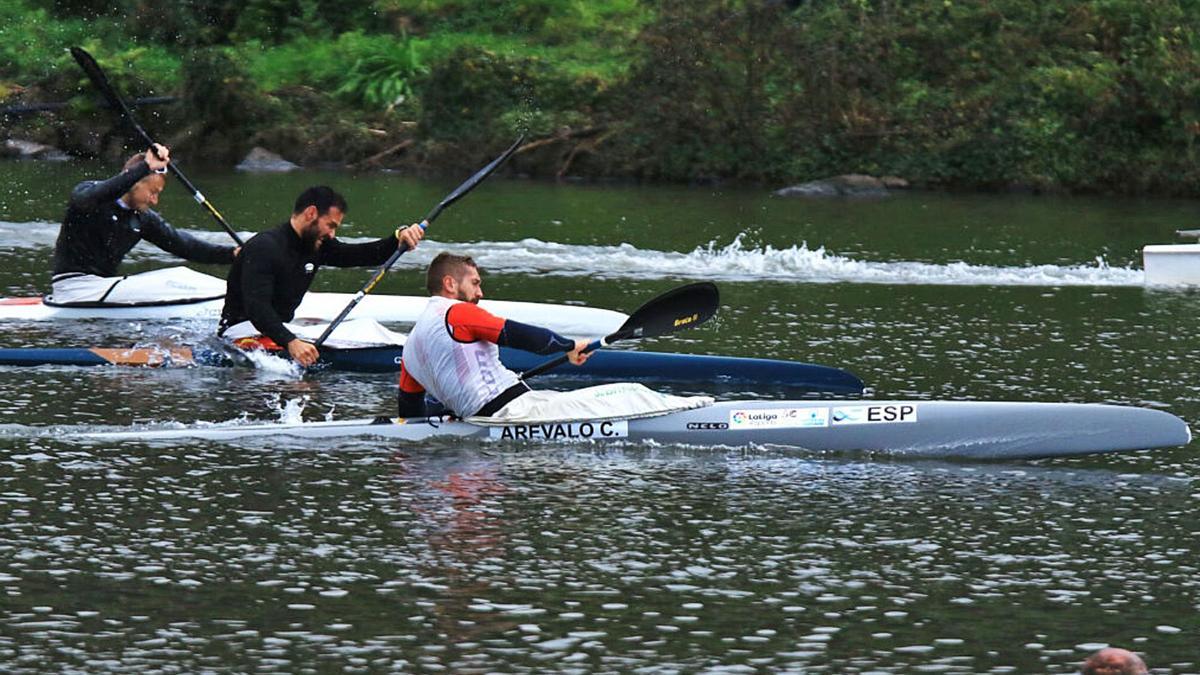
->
1 221 1145 287
441 235 1145 287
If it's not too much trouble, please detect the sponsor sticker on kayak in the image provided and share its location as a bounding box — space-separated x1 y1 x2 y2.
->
687 422 729 430
729 407 829 429
490 420 629 441
830 404 918 425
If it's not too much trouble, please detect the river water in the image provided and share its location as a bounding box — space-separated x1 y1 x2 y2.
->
1 160 1198 671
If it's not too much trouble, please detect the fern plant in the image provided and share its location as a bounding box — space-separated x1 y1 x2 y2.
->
335 37 427 112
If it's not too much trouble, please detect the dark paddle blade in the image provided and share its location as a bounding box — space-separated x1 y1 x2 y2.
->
70 47 244 246
612 281 720 341
312 137 525 349
520 282 720 381
69 47 146 135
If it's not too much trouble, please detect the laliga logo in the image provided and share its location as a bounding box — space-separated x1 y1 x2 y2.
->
731 411 747 425
673 313 699 327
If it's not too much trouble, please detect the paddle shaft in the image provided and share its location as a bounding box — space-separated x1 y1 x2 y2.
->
312 136 524 349
518 334 621 380
310 227 423 349
69 47 244 246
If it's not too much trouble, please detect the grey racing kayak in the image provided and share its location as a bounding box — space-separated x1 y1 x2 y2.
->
80 400 1191 460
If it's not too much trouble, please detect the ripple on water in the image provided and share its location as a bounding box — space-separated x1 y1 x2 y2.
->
0 414 1197 670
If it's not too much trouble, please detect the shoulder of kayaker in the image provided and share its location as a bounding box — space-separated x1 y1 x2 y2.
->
236 226 288 266
445 303 579 355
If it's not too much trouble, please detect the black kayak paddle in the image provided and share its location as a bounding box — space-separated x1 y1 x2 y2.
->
69 47 244 246
519 282 720 381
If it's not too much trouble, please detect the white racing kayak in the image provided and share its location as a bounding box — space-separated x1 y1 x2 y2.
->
0 273 628 336
81 400 1191 460
1143 242 1200 286
0 292 626 334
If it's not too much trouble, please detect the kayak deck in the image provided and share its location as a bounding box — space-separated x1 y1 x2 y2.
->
79 400 1191 460
0 292 628 336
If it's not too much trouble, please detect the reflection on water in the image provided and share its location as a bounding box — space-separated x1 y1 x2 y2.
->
2 167 1199 669
1 441 1195 670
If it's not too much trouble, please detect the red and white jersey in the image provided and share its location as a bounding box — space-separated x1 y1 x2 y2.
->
400 296 522 417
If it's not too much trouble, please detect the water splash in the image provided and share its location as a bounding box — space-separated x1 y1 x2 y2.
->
267 395 309 424
238 348 302 377
453 235 1144 287
3 221 1145 287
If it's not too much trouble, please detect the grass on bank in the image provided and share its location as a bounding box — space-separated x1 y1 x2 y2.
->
6 0 1200 194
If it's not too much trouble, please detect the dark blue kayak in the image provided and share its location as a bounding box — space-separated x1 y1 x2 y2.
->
0 345 865 393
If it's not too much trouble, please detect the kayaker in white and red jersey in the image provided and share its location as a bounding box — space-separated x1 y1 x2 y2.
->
398 253 712 423
48 144 239 305
397 252 591 419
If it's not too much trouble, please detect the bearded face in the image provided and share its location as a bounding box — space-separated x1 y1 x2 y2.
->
300 220 324 254
298 207 343 254
450 266 483 304
455 285 476 303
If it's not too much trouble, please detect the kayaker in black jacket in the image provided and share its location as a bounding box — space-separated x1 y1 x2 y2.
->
49 144 239 305
218 185 424 366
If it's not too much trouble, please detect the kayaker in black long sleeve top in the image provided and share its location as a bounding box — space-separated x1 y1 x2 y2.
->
50 145 237 299
219 185 424 366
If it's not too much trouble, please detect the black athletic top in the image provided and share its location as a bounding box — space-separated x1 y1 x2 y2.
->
52 161 236 277
219 221 398 346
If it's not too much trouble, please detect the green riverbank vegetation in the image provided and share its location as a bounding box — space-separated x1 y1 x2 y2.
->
3 0 1200 194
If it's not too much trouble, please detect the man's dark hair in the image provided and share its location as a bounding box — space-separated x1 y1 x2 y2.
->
426 252 478 295
293 186 348 216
